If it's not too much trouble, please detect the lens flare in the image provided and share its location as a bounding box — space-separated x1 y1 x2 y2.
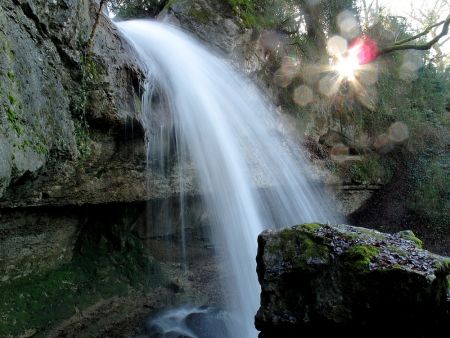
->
335 52 360 81
320 35 379 107
350 37 379 65
332 37 379 82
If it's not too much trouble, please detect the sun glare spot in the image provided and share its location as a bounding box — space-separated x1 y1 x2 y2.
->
322 35 379 102
335 52 360 81
333 46 361 81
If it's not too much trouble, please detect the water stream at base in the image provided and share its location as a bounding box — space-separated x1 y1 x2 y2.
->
117 20 341 338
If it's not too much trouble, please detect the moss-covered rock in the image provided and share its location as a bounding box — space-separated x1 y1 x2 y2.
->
0 207 166 337
397 229 424 249
256 223 450 336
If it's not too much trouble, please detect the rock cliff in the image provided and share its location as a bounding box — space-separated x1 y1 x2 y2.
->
0 0 143 203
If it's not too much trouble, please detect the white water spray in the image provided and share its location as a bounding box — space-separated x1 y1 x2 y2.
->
118 20 340 337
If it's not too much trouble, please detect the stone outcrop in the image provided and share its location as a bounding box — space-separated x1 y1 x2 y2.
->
159 0 266 75
256 223 450 336
0 0 143 203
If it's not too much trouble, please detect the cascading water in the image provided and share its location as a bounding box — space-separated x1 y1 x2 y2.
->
117 20 341 337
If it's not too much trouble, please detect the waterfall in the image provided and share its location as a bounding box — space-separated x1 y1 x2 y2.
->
117 20 340 338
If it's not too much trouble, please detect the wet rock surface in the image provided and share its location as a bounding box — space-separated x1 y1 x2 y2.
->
256 223 450 336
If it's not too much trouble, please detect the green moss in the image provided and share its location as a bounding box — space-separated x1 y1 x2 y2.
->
7 70 15 81
84 57 106 83
188 8 213 24
33 142 49 155
0 264 122 336
227 0 273 28
299 236 330 266
433 258 450 274
74 119 92 160
12 129 49 155
8 94 17 105
1 65 26 138
271 227 330 270
349 155 393 184
410 158 449 229
299 223 322 233
0 226 165 337
6 105 24 136
344 245 380 272
397 230 423 249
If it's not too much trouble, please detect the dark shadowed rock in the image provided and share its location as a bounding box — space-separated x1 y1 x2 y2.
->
256 223 450 336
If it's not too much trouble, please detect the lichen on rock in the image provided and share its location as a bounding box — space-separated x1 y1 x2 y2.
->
256 223 450 336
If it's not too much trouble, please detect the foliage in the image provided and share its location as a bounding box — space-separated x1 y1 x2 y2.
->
411 156 449 228
349 155 394 184
227 0 293 28
74 119 93 160
256 0 449 232
108 0 169 19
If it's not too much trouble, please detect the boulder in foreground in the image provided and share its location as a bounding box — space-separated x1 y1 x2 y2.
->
256 224 450 336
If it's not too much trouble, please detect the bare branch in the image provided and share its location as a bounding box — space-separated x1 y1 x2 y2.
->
87 0 107 54
393 18 446 46
379 15 450 56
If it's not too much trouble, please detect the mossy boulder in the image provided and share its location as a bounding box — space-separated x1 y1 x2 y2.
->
256 224 450 336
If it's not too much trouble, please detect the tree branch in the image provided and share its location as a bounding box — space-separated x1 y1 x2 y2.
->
87 0 107 54
379 15 450 56
393 18 446 46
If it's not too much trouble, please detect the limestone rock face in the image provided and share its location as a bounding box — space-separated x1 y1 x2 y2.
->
0 0 143 201
159 0 269 76
256 224 450 336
